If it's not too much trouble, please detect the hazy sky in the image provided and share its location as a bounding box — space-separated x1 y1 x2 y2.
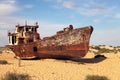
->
0 0 120 46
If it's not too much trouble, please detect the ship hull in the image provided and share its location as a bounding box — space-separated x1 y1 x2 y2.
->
7 26 93 59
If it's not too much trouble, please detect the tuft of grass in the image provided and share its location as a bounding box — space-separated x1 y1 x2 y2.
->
85 75 109 80
1 72 30 80
0 60 8 64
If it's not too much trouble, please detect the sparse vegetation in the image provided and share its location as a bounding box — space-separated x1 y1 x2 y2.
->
1 72 30 80
116 46 120 48
90 45 120 55
0 60 8 64
0 45 119 80
118 49 120 52
92 46 101 50
95 48 113 54
85 75 109 80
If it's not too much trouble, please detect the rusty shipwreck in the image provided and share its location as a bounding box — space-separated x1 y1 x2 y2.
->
7 22 93 59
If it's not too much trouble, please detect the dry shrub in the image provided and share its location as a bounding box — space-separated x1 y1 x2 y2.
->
85 75 109 80
0 60 8 64
1 72 30 80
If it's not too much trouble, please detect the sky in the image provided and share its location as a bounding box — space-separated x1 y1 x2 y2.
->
0 0 120 46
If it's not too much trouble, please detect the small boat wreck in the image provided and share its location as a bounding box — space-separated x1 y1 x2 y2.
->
7 22 93 59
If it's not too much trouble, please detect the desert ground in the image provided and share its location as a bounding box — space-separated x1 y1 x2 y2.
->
0 46 120 80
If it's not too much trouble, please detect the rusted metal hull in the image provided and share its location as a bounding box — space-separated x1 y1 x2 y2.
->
7 26 93 59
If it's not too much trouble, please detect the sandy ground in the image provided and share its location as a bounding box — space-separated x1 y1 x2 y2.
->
0 52 120 80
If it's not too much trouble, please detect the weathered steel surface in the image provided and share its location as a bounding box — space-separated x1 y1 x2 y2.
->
7 23 93 59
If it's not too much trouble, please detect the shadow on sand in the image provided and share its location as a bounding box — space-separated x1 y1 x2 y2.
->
21 55 107 64
71 57 106 63
55 55 107 63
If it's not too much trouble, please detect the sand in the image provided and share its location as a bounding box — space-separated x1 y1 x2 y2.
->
0 52 120 80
